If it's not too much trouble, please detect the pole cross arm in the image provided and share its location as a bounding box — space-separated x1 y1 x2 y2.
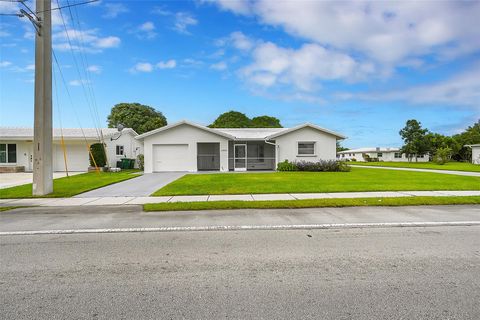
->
19 9 41 35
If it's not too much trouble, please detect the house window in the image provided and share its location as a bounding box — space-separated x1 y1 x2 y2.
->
116 145 124 156
377 153 383 157
0 143 16 163
394 152 402 158
298 142 315 156
418 154 424 158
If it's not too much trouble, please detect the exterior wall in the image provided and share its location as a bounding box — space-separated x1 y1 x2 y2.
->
142 124 229 173
472 146 480 164
338 151 429 162
104 132 143 168
0 140 31 170
0 139 98 172
275 127 337 164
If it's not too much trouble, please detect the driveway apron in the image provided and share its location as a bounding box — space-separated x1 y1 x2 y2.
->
75 172 186 197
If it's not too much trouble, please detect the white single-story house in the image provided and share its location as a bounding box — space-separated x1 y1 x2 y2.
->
466 144 480 164
0 127 142 172
136 120 346 173
337 147 429 162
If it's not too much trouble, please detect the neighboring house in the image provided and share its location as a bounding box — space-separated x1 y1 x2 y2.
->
0 127 142 172
136 120 345 173
466 144 480 164
337 147 429 162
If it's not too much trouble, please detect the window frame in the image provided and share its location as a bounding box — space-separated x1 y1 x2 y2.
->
377 152 383 158
394 152 402 159
297 141 316 157
0 143 17 164
116 145 125 156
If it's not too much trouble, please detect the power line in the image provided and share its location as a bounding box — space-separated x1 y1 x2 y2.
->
38 0 99 13
55 0 101 139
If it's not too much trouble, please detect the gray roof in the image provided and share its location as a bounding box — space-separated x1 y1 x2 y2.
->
338 147 400 154
0 127 136 140
214 128 288 140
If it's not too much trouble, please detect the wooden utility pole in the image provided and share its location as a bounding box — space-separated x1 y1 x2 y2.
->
32 0 53 195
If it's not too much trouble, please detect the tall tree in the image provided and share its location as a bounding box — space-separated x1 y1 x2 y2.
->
336 141 349 152
452 120 480 161
250 116 282 128
209 111 251 128
399 119 429 162
107 103 167 135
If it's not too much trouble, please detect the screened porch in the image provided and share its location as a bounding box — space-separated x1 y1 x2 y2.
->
228 141 276 171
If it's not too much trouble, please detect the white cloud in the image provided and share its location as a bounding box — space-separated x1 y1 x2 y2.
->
229 31 254 51
53 28 120 52
102 3 128 19
352 64 480 108
241 42 374 91
151 6 171 16
173 12 198 34
69 79 89 86
132 21 157 39
0 61 12 68
94 36 120 48
209 1 480 66
130 62 154 73
139 21 155 32
87 65 101 74
25 64 35 71
210 61 227 71
130 60 176 73
156 60 176 69
202 0 252 15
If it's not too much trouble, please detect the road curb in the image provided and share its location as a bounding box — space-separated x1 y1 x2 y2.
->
1 221 480 236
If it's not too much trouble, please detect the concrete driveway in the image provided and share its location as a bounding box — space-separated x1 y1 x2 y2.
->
75 172 186 197
0 172 84 189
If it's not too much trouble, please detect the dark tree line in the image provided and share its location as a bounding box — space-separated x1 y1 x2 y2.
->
399 119 480 162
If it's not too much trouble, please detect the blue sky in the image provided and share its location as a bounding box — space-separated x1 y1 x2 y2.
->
0 0 479 148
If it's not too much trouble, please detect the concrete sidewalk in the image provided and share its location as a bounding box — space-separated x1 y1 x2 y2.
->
1 190 480 207
350 165 480 177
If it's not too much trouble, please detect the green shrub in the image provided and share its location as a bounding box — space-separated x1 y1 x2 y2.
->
434 147 452 165
296 160 350 172
277 160 298 171
137 154 144 170
89 143 107 167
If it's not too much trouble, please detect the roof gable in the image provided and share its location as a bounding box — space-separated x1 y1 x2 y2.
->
266 123 346 140
135 120 235 140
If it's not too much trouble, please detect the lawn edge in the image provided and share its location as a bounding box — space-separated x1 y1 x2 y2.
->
0 171 142 199
143 196 480 212
350 162 480 173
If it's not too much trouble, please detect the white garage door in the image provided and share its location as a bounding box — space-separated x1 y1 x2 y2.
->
53 144 89 172
153 144 190 172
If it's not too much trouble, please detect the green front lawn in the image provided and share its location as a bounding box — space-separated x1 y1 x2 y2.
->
153 167 480 196
351 161 480 172
144 196 480 212
0 170 141 199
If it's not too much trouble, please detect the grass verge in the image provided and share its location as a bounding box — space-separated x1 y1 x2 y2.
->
351 161 480 172
0 170 141 199
152 167 480 196
144 196 480 212
0 206 19 212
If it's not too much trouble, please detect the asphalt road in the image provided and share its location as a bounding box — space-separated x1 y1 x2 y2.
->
1 226 479 319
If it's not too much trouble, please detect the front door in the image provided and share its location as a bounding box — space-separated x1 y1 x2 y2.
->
234 144 247 171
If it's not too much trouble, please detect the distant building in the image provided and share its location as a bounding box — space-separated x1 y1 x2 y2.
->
466 144 480 164
337 147 428 162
